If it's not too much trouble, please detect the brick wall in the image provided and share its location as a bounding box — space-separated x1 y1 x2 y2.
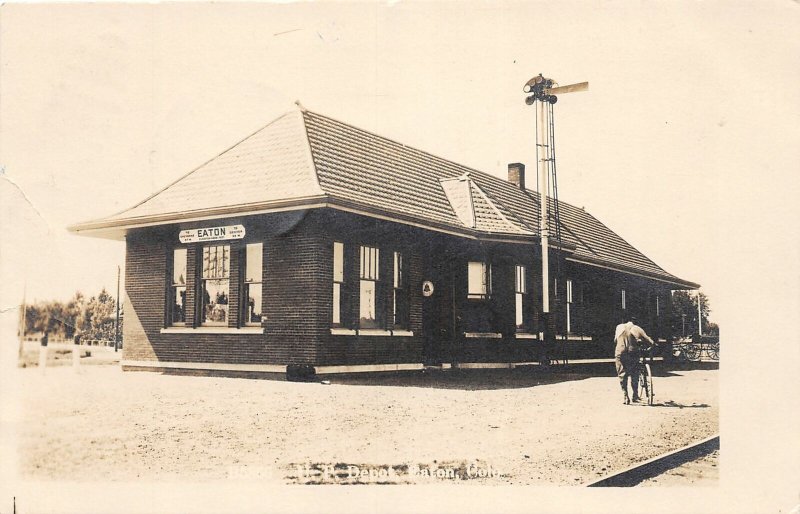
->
122 208 674 369
123 212 327 366
262 221 328 364
122 232 166 361
311 210 425 366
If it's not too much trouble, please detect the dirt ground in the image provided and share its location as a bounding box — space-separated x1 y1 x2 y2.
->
639 449 719 486
15 364 718 485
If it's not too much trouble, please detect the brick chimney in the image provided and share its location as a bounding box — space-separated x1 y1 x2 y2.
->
508 162 526 190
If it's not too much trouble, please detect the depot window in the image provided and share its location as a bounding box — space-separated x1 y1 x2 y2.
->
621 288 627 310
241 243 263 326
359 245 380 328
200 245 230 326
393 251 409 328
332 242 344 326
566 279 574 333
515 265 527 327
468 261 491 299
169 248 187 325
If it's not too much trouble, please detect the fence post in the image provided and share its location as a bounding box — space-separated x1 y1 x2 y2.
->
73 335 81 370
38 332 48 374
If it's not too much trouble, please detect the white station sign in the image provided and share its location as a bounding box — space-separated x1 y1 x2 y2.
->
179 225 246 244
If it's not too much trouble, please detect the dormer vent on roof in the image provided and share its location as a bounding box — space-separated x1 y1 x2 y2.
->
440 175 475 228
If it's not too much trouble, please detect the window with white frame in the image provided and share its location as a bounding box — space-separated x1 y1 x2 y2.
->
241 243 263 326
566 279 574 333
515 265 527 327
621 288 627 310
200 245 230 325
468 261 491 299
332 242 344 325
393 251 409 328
169 248 187 325
359 245 380 328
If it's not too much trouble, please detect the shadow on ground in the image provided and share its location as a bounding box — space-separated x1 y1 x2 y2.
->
326 361 716 391
148 360 717 391
651 400 711 409
327 367 590 390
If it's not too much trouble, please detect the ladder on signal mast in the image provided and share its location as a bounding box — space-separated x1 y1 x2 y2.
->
524 74 588 360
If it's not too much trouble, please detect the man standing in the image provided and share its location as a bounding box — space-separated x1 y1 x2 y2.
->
614 317 655 404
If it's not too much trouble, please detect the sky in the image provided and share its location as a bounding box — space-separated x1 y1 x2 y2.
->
1 1 799 331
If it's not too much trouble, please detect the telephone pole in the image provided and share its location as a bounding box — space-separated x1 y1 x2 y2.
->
115 265 120 352
18 282 27 362
697 290 702 336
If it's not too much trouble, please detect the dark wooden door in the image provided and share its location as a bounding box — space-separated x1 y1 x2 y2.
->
422 256 455 366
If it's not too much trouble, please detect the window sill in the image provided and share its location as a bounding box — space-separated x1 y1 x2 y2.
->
329 328 414 337
464 332 502 339
556 334 592 341
514 333 539 340
391 330 414 337
160 327 265 335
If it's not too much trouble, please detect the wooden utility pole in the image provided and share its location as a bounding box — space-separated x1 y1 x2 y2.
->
697 290 702 336
18 282 27 362
115 265 120 352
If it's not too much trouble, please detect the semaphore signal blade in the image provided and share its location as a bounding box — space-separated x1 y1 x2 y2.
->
545 82 589 95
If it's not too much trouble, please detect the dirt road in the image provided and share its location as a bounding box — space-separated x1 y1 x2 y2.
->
16 365 718 485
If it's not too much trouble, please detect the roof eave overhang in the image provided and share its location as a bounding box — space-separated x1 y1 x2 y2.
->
67 195 331 240
566 254 699 289
70 197 691 288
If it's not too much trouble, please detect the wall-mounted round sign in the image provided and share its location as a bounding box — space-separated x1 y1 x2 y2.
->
422 280 435 297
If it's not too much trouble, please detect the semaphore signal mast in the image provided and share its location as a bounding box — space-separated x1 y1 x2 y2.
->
523 74 588 347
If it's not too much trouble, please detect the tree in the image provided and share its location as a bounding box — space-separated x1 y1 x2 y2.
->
23 289 120 342
24 304 44 334
670 290 715 337
63 291 85 338
82 288 117 340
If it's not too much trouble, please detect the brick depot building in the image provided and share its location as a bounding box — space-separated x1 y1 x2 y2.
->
69 105 697 375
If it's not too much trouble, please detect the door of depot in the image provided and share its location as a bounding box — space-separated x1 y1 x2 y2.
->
421 259 455 366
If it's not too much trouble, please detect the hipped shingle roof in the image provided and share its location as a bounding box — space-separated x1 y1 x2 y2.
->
69 106 697 288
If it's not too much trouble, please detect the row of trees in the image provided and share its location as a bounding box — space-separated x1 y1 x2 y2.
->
670 290 719 337
23 289 122 342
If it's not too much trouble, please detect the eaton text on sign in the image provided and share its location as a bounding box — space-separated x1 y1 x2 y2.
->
179 225 246 244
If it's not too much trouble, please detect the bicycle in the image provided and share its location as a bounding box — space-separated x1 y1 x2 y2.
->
635 345 655 406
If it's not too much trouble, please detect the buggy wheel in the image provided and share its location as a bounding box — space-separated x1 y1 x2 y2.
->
708 342 719 360
684 343 701 361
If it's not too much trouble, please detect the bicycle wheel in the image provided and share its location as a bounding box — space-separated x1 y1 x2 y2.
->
638 371 647 403
684 343 701 361
640 363 654 405
708 342 719 360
